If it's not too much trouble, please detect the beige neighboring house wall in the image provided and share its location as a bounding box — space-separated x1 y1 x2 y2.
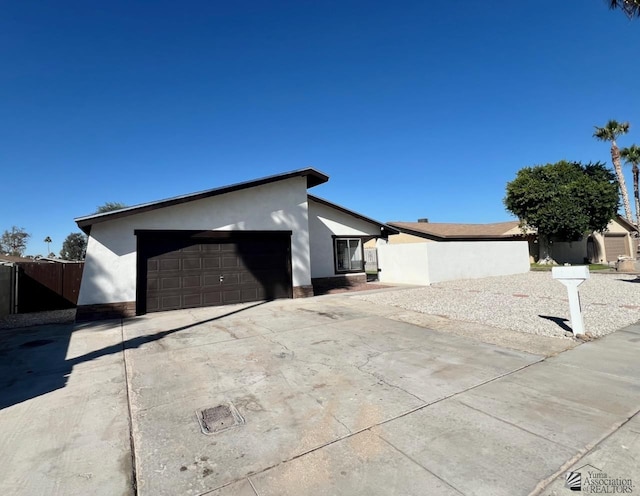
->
551 217 637 264
378 232 435 245
593 217 638 262
371 217 637 265
365 217 640 264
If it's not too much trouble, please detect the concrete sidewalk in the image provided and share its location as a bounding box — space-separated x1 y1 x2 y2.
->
0 291 638 496
121 294 639 496
202 312 640 496
0 320 133 496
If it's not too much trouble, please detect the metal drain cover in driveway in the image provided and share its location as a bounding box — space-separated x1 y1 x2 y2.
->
196 403 244 435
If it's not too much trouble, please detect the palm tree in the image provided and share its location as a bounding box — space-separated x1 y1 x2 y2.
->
608 0 640 18
620 144 640 227
593 120 633 221
44 236 52 254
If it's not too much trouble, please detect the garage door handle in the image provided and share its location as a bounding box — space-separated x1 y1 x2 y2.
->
219 275 224 282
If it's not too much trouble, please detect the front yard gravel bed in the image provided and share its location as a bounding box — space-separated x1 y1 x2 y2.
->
354 272 640 338
0 308 76 330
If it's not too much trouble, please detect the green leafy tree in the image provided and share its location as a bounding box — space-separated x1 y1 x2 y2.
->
620 144 640 226
504 161 619 260
95 202 127 214
608 0 640 18
60 232 88 261
0 226 30 257
593 120 633 221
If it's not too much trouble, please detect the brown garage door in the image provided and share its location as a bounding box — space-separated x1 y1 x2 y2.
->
137 232 292 314
604 235 628 261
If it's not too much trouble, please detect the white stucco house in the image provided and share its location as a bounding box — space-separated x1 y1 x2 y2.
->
74 168 397 320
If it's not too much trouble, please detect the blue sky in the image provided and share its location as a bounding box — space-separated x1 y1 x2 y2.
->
2 1 640 256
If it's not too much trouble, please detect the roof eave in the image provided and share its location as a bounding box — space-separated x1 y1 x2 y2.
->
387 223 526 241
616 215 639 233
75 168 329 232
308 195 399 235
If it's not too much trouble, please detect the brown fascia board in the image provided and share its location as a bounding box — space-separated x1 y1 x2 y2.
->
75 168 329 234
308 195 399 236
615 215 639 233
387 223 526 241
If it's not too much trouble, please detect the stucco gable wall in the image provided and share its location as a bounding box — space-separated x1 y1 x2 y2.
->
79 177 310 306
308 199 384 278
606 218 633 234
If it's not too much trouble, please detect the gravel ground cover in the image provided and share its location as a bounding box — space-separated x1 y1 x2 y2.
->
354 272 640 338
0 308 76 330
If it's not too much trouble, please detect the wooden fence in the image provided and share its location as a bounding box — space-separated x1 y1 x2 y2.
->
0 265 15 317
0 262 84 314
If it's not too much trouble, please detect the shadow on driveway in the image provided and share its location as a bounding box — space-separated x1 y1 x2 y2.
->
0 302 266 411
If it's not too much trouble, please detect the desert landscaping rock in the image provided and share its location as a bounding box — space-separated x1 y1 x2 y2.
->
355 272 640 338
0 309 76 330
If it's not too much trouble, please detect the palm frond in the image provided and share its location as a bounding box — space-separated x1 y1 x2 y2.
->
608 0 640 18
593 120 630 141
620 144 640 165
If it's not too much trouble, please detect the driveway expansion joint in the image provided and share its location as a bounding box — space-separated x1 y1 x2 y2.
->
192 350 550 495
121 319 139 496
531 406 640 496
455 399 576 451
375 432 466 496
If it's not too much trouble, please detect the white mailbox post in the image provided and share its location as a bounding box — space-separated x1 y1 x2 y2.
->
552 266 590 336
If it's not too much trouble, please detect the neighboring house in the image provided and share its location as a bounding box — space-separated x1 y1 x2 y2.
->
383 220 525 243
378 217 638 264
551 216 638 265
368 219 530 285
74 168 397 320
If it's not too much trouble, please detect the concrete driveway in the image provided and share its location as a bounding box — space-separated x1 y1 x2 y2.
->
1 289 639 496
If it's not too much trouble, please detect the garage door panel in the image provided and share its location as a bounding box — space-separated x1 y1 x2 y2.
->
182 259 202 270
202 275 220 287
141 234 292 313
161 277 180 290
160 259 180 271
222 256 238 268
604 235 627 261
221 273 240 285
222 290 241 304
241 288 259 300
183 276 200 288
202 244 221 252
241 272 257 284
183 293 202 307
147 298 159 312
203 258 220 269
161 295 181 310
203 292 222 305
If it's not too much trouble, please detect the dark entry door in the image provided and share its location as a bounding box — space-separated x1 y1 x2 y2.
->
138 232 292 314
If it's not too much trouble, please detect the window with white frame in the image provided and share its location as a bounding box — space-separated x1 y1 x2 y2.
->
334 238 364 272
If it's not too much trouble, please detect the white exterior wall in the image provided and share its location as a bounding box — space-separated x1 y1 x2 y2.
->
377 243 431 284
425 241 530 283
79 177 310 305
307 199 383 278
378 241 529 285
